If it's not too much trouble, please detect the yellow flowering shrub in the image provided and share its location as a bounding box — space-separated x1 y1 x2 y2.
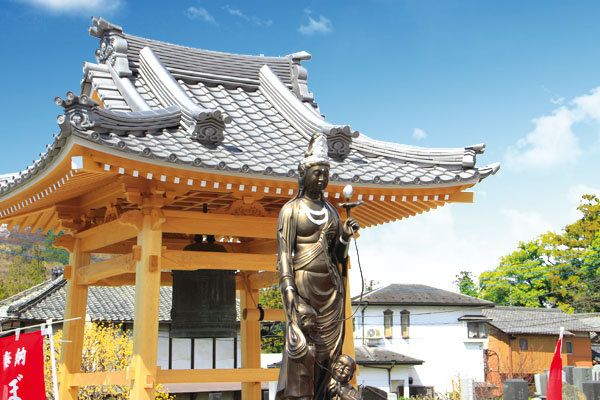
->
44 321 173 399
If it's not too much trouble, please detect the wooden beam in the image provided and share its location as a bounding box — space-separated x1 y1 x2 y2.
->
342 260 358 387
248 271 279 289
242 308 285 321
58 239 90 400
242 239 277 254
75 216 139 252
70 371 128 387
161 250 277 272
157 368 279 384
398 201 424 215
93 272 173 287
377 201 410 220
448 191 474 203
78 179 125 213
161 210 277 239
240 276 262 400
130 208 163 400
40 209 58 234
77 248 139 285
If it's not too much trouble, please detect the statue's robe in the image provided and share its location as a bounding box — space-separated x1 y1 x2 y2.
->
276 198 346 400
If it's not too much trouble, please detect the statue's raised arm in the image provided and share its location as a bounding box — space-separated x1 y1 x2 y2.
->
276 132 360 400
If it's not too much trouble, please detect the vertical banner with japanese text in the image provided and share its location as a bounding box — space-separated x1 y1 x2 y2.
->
0 331 46 400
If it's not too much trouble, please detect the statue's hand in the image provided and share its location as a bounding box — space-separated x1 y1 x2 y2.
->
342 218 360 239
280 276 297 310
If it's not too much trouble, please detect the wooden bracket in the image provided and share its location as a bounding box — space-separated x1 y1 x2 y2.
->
132 245 142 263
64 265 73 280
53 235 75 252
150 208 165 230
144 374 154 389
119 210 143 231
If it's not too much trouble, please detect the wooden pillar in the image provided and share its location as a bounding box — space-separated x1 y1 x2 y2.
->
342 261 358 386
130 204 163 399
58 238 90 399
241 275 262 400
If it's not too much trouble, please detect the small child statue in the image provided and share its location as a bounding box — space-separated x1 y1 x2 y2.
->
330 354 362 400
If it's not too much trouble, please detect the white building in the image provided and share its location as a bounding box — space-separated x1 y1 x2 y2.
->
352 284 494 397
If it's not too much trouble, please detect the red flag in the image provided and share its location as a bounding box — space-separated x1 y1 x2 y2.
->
546 327 564 400
0 330 46 400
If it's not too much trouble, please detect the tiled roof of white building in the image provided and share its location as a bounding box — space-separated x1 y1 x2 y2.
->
481 306 598 335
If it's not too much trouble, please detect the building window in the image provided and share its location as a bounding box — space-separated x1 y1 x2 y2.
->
384 309 393 338
566 341 573 355
352 317 356 333
519 338 528 351
401 310 410 339
467 322 488 339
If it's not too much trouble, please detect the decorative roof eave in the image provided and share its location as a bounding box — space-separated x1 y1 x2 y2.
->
0 123 480 211
258 64 499 175
55 91 181 137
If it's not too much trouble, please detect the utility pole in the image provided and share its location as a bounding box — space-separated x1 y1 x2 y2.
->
507 276 517 306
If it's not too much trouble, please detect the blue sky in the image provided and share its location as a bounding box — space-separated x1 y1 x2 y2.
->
1 0 600 292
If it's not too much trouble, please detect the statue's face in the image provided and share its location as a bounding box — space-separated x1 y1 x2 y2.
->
331 356 355 383
303 164 329 192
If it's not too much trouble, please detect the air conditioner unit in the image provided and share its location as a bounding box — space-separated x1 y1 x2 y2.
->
366 328 383 339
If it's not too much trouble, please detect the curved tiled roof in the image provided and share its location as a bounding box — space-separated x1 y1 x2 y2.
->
0 17 499 198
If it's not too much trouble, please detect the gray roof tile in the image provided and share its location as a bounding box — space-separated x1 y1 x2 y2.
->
355 345 423 365
481 306 598 336
0 277 240 323
352 284 494 307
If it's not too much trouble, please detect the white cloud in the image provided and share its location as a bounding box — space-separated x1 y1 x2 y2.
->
505 86 600 170
223 5 272 27
412 128 427 140
298 14 333 35
348 206 501 294
500 208 553 243
187 7 217 25
542 85 565 105
566 184 600 222
17 0 121 15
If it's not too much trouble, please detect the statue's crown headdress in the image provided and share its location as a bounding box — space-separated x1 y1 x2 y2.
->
300 132 329 168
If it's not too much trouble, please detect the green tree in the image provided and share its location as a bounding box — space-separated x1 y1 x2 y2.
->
45 322 174 399
364 279 379 291
454 271 479 297
259 287 284 353
0 243 48 300
478 195 600 312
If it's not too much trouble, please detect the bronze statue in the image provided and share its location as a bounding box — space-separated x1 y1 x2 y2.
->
276 132 360 400
329 355 361 400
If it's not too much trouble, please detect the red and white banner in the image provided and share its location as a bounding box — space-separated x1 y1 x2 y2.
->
0 331 46 400
546 327 564 400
